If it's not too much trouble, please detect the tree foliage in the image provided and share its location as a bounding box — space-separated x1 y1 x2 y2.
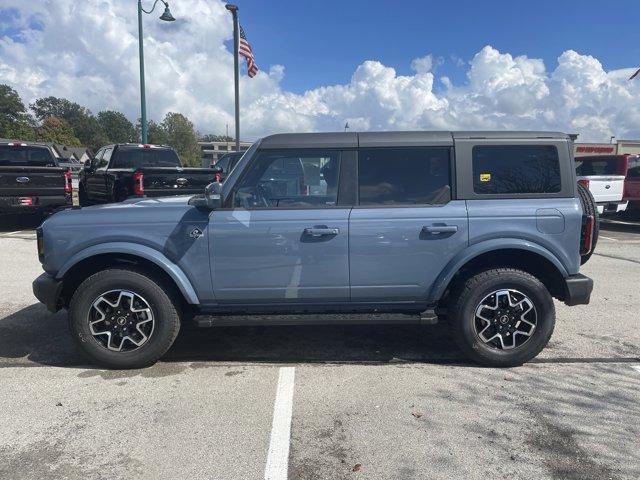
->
98 110 136 144
200 133 234 142
160 113 200 166
0 84 36 140
30 96 107 150
37 116 81 146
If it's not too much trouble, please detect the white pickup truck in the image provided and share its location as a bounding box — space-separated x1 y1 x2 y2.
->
576 155 628 215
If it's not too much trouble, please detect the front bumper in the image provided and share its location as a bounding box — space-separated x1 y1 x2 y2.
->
563 274 593 306
32 272 63 313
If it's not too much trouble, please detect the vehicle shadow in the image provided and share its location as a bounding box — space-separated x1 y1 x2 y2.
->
0 213 44 232
0 304 465 368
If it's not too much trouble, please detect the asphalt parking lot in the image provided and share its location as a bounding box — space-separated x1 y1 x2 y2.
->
0 216 639 480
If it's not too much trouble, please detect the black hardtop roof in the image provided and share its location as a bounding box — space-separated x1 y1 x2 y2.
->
259 131 569 149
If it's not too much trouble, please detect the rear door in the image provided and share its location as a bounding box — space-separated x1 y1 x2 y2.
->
349 144 468 303
211 148 351 304
85 148 104 203
454 136 581 275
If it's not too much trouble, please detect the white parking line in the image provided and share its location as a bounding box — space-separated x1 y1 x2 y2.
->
631 366 640 375
264 367 295 480
599 235 619 242
1 231 24 237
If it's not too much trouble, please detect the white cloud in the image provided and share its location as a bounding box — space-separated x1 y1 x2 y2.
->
1 1 640 141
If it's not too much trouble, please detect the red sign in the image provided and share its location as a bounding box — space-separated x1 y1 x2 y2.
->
576 146 615 153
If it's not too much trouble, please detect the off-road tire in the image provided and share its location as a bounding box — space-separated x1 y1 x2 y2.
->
68 268 181 369
577 182 599 265
449 268 556 367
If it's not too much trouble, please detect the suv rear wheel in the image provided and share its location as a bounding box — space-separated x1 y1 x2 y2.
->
449 268 555 367
68 268 181 369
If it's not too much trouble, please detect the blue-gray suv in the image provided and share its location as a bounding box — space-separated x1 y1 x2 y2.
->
33 131 596 369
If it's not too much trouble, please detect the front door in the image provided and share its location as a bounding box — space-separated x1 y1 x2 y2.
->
349 146 469 303
211 148 350 304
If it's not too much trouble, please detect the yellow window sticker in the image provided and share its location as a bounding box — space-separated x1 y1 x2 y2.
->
480 173 491 182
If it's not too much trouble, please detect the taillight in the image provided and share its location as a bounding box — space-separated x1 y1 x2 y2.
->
578 178 590 189
581 215 594 255
133 171 144 196
64 170 73 194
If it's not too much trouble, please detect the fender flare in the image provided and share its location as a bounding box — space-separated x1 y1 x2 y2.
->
56 242 200 304
428 238 569 303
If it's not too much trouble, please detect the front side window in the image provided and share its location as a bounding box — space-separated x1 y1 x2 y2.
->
358 147 451 205
473 145 561 194
233 150 340 208
98 148 112 169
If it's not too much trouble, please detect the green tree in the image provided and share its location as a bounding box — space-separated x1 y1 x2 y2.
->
36 116 81 146
161 112 200 166
200 133 234 142
0 84 36 140
30 96 107 150
135 119 169 145
97 110 136 143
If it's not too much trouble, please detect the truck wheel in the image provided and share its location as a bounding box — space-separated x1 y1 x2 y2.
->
577 182 599 265
68 268 181 369
448 269 555 367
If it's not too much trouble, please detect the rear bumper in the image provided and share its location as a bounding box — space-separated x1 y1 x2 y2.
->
32 272 63 313
596 201 628 215
563 274 593 306
0 195 71 214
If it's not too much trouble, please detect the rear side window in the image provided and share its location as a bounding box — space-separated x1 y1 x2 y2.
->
358 147 451 205
473 145 561 194
112 148 181 169
0 146 56 167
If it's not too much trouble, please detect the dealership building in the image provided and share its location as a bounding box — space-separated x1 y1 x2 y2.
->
574 140 640 157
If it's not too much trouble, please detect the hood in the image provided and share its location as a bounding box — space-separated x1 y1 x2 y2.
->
44 195 198 228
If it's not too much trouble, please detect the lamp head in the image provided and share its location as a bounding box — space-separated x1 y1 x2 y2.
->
159 4 175 21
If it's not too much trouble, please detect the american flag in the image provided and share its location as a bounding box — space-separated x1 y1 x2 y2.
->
239 25 258 78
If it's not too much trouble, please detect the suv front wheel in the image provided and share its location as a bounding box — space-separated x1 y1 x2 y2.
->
449 268 555 367
68 268 181 369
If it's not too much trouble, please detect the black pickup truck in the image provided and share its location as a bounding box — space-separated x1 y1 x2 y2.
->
78 144 218 206
0 141 72 216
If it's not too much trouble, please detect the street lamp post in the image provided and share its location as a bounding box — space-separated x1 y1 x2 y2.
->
137 0 175 144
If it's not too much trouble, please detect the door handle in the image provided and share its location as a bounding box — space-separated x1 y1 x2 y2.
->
304 227 340 236
422 225 458 234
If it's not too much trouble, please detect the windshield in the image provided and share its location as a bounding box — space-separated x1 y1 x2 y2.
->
628 156 640 179
0 145 56 167
112 148 181 169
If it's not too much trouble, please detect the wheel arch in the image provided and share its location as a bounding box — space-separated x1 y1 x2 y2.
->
429 240 569 305
57 243 199 308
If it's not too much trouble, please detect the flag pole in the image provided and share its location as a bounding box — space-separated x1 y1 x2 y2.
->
226 4 241 152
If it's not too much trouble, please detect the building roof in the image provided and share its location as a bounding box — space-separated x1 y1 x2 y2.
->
259 131 570 149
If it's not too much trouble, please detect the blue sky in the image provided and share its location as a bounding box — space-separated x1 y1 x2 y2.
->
1 0 640 141
238 0 640 93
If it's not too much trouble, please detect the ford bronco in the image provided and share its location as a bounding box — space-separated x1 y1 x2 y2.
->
33 131 596 369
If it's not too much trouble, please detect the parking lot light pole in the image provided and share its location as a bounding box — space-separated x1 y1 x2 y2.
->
138 0 175 144
225 4 240 152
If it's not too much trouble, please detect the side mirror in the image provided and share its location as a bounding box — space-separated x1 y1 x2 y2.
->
83 160 93 172
191 181 223 211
